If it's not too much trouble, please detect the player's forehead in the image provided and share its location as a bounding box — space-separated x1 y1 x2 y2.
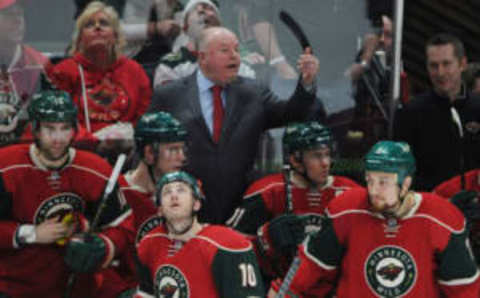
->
366 171 397 181
39 122 73 129
162 181 191 192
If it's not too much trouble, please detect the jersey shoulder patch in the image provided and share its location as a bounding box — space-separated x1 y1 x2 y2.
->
414 192 465 232
197 225 252 252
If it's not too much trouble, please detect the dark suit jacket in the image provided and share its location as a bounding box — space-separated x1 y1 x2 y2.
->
149 73 316 223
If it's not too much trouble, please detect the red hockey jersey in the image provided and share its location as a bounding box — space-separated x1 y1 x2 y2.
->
0 144 131 298
136 224 265 298
278 188 480 297
228 173 360 234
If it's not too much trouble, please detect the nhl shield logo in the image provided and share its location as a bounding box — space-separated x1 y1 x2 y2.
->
155 265 189 298
365 245 417 297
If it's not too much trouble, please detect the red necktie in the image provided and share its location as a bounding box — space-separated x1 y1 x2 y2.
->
211 85 224 143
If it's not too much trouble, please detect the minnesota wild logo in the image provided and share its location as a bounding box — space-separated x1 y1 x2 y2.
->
365 245 417 297
155 265 189 298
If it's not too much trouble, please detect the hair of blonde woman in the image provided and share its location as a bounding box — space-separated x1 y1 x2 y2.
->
69 1 126 59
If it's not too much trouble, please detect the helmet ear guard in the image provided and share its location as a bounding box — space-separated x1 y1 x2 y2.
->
155 171 204 206
364 141 416 186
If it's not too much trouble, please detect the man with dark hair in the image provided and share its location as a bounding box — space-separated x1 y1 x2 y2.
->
394 33 480 191
227 121 360 295
0 89 131 298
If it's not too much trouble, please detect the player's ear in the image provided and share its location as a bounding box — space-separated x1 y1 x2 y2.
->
144 144 155 164
193 199 201 212
289 154 304 173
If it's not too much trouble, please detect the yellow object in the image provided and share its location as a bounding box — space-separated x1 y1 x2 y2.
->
56 213 74 246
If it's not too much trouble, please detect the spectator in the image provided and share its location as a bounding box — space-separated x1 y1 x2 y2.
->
153 0 256 88
74 0 182 63
394 33 480 191
269 141 480 297
0 89 132 298
135 171 265 297
148 27 319 223
227 121 360 294
347 15 409 142
0 0 49 144
49 1 151 140
220 0 297 80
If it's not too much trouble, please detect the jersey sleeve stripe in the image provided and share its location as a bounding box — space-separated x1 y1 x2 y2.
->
303 236 337 271
195 235 252 252
326 209 465 234
105 209 132 227
70 164 110 180
410 214 465 234
243 181 285 199
438 269 480 286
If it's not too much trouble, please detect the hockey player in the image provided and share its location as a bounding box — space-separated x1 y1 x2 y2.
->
433 170 480 262
135 171 265 297
97 112 189 298
127 111 189 239
268 141 480 297
0 89 132 298
226 121 359 293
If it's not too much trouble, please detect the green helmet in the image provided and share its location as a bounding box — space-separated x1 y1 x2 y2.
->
28 90 78 127
283 121 333 156
364 141 416 185
156 171 204 205
135 112 187 148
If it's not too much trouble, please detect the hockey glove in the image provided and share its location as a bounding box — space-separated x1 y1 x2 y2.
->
258 214 305 256
450 190 480 225
64 233 106 273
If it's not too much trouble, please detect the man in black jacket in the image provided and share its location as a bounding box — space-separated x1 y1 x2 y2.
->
394 33 480 191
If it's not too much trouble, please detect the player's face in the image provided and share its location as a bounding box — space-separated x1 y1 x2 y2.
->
79 11 116 53
155 142 187 177
36 122 75 161
366 171 401 213
159 181 200 223
302 147 331 187
199 30 241 85
0 4 25 45
426 43 466 99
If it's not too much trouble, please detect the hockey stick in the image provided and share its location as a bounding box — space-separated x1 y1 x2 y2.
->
276 159 300 297
279 10 311 51
275 12 312 297
64 153 127 298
